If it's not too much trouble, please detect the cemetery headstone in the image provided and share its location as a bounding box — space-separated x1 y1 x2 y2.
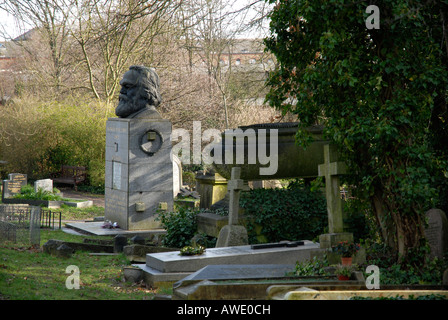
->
104 65 173 230
114 234 128 253
215 167 248 247
2 173 27 201
34 179 53 193
424 208 448 259
317 144 356 264
29 206 41 246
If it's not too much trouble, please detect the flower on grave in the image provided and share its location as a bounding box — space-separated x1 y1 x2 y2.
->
179 245 205 256
331 241 360 258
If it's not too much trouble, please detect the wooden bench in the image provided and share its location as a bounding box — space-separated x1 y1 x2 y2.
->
51 165 87 190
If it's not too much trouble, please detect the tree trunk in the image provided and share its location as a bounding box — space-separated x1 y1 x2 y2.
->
372 188 426 263
372 190 396 251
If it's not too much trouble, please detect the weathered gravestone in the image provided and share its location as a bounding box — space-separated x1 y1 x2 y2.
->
424 208 448 259
317 144 356 263
34 179 53 193
318 144 347 234
104 65 174 230
2 173 27 201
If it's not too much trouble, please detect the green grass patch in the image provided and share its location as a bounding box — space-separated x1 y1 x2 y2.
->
0 229 169 300
58 204 105 221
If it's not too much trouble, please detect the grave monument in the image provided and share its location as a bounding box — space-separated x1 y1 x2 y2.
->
317 144 354 248
2 173 27 201
104 65 173 230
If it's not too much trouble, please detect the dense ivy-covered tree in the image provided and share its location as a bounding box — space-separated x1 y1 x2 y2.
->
264 0 448 262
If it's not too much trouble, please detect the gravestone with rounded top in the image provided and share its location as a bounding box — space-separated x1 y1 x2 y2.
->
424 208 448 259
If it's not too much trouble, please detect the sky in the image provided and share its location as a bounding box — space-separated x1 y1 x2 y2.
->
0 10 21 41
0 1 270 42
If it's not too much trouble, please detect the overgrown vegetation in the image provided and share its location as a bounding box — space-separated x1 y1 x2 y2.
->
156 206 201 248
240 180 327 243
362 240 448 285
13 184 64 201
0 97 112 188
264 0 448 264
293 243 447 286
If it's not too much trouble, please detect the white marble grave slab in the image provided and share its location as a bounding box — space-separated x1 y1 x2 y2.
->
146 241 321 273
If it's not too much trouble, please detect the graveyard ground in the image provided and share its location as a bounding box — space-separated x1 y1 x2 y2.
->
1 189 447 300
0 190 172 300
0 229 170 300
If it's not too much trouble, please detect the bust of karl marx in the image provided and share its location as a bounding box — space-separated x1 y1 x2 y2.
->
115 65 162 119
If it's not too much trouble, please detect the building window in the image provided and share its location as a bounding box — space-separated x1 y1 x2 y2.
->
249 58 256 64
235 58 241 65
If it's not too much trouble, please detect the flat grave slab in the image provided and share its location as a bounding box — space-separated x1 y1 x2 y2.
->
146 240 320 273
136 240 323 288
65 221 166 237
175 264 295 286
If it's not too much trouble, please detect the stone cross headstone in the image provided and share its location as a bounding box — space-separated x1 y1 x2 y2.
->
227 167 245 226
216 167 248 247
34 179 53 193
318 144 347 233
424 208 448 259
2 173 27 201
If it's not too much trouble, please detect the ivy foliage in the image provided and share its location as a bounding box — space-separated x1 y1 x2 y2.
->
264 0 448 260
240 180 327 243
157 206 199 248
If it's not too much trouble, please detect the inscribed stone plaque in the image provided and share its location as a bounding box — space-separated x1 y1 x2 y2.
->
424 208 448 259
8 173 27 185
112 161 122 190
2 180 22 200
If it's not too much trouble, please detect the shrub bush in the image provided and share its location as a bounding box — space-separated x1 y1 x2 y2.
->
0 96 113 187
157 207 200 248
13 184 63 201
239 180 327 243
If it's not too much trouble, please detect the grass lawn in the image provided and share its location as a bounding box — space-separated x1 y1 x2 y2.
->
58 203 105 221
0 205 171 300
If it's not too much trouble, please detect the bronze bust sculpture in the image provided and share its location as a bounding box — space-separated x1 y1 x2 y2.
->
115 65 162 119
